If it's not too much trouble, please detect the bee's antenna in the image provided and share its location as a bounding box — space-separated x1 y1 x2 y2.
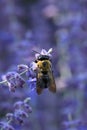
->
32 50 41 54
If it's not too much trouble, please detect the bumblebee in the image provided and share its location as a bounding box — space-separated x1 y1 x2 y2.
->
33 49 56 95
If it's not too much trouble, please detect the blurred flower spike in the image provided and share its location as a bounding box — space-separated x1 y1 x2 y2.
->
43 5 58 18
11 98 32 124
14 97 32 114
0 98 32 129
0 121 15 130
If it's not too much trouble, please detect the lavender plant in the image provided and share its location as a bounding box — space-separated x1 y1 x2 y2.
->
0 60 34 129
0 48 53 130
0 98 32 130
1 0 87 130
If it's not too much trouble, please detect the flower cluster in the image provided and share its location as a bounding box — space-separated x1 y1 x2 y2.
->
1 64 36 92
2 72 25 92
0 122 15 130
0 98 32 130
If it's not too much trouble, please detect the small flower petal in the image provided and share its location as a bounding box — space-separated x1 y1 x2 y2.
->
24 104 32 113
41 49 48 55
14 101 24 110
14 74 25 88
35 53 40 59
7 82 16 92
30 62 37 71
5 72 15 81
14 110 28 124
17 64 29 72
27 78 36 90
6 113 14 121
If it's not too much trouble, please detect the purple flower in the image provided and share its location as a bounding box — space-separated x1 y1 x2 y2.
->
27 78 36 91
2 72 25 92
7 82 16 92
13 98 32 123
6 113 14 121
23 104 32 113
17 64 29 73
14 110 28 125
29 62 37 71
14 101 24 110
15 109 28 118
23 98 32 113
14 73 25 88
26 69 36 79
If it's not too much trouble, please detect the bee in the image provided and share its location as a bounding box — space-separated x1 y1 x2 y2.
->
32 48 56 95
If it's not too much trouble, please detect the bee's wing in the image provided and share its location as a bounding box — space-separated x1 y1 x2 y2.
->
36 69 43 95
48 70 56 93
36 86 43 95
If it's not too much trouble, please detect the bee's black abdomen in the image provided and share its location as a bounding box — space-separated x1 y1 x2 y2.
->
42 71 48 74
42 74 49 88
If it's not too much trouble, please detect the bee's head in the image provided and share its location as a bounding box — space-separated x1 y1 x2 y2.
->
37 55 50 61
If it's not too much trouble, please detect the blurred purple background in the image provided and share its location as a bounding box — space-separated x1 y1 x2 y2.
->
0 0 87 130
